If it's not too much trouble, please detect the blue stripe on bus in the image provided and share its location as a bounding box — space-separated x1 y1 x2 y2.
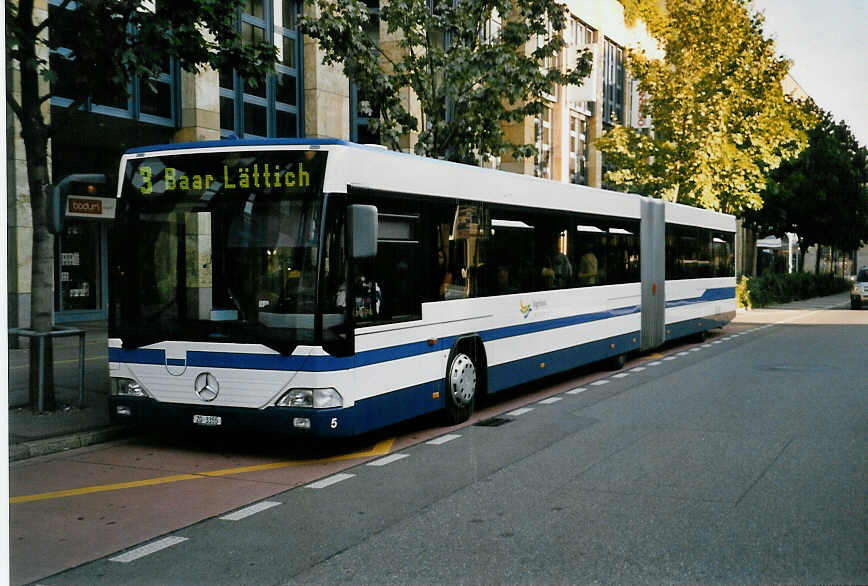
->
109 286 734 370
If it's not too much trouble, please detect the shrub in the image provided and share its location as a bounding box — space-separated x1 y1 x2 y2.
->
741 272 850 308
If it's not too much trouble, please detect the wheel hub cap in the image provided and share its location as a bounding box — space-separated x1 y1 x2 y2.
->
449 354 476 405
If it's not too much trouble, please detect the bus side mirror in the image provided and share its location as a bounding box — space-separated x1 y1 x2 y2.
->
348 204 378 259
49 173 107 234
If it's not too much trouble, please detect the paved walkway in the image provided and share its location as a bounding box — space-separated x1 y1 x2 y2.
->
7 321 129 461
6 292 856 461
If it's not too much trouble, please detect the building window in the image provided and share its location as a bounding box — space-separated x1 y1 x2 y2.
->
534 104 553 179
569 113 589 185
568 18 595 113
602 38 624 127
48 0 179 127
351 0 381 144
220 0 302 138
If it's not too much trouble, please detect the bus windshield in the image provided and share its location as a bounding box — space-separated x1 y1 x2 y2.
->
113 150 331 354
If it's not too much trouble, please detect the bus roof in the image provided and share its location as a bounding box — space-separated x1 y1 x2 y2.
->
121 138 735 231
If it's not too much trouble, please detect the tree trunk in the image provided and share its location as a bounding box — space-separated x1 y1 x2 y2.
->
16 0 58 410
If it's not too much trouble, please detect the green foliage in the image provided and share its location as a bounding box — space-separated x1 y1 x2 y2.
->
618 0 667 34
6 0 278 133
747 105 868 255
740 272 850 308
735 275 751 309
300 0 592 162
595 0 809 214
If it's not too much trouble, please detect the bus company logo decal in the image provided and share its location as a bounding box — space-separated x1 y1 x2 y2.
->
194 372 220 402
519 300 532 319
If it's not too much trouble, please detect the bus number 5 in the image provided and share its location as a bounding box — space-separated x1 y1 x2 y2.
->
330 418 338 429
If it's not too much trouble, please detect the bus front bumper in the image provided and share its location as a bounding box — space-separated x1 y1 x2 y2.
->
108 396 356 437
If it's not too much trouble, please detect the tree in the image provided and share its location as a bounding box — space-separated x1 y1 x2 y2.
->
299 0 592 163
747 107 868 271
594 0 809 215
6 0 279 410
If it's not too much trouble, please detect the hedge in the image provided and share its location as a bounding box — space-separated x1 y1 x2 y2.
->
736 272 851 309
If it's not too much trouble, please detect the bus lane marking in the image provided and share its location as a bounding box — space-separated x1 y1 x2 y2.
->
367 453 409 467
10 438 395 504
220 501 282 521
306 473 355 489
426 434 461 445
109 536 188 563
507 407 534 416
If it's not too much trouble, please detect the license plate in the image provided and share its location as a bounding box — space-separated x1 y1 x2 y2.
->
193 414 222 426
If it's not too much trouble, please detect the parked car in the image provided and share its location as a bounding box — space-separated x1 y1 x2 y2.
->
851 267 868 309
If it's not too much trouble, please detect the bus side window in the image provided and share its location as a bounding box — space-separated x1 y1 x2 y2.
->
353 194 423 325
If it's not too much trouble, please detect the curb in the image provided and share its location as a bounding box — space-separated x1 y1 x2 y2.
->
10 426 133 462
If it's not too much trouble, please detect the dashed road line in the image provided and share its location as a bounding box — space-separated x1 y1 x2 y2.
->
629 367 646 373
109 536 188 563
306 473 355 489
676 351 690 356
566 387 587 395
220 501 282 521
539 397 563 404
663 356 677 361
426 434 461 445
590 379 610 386
507 407 535 416
647 361 663 366
367 454 409 467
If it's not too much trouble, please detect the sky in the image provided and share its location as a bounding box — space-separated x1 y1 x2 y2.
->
749 0 868 147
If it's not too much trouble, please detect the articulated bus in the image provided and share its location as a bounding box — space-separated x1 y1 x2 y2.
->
109 138 735 436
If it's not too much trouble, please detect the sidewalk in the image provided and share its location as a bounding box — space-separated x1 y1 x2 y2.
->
7 321 131 461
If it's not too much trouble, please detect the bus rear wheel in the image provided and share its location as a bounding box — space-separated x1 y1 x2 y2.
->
445 352 477 425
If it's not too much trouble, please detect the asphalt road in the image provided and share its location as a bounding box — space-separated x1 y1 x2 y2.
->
13 298 868 585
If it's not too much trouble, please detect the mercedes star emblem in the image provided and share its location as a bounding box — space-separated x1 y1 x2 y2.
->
194 372 219 402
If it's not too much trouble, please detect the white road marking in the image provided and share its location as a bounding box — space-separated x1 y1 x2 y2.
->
590 379 610 386
109 536 188 563
507 407 535 416
711 341 723 345
612 373 630 379
426 434 461 445
306 473 355 489
539 397 563 404
688 348 701 352
566 387 587 395
663 356 678 361
367 453 409 467
220 501 281 521
677 351 690 356
629 367 646 373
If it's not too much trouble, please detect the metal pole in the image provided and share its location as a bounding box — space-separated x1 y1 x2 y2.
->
78 332 86 408
38 335 46 413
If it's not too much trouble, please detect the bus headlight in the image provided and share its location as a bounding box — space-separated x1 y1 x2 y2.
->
112 377 149 397
276 388 343 409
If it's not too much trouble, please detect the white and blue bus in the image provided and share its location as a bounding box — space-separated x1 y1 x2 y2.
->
109 139 735 436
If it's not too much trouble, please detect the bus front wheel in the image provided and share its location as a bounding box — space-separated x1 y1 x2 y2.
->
445 352 477 425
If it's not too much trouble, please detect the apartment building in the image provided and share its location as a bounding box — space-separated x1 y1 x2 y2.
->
6 0 659 326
